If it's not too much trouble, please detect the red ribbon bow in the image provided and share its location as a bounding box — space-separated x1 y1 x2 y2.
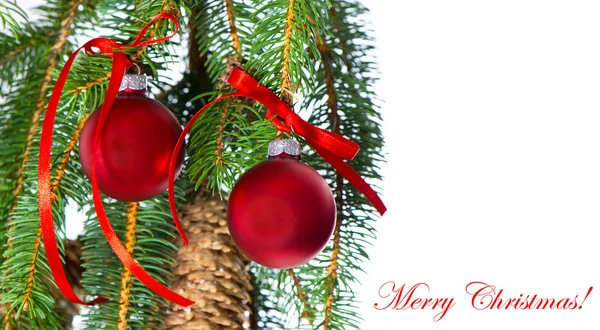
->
38 13 195 307
167 69 387 247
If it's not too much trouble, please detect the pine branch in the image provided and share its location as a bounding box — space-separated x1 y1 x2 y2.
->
13 114 89 319
279 0 296 105
186 0 275 192
229 1 332 328
191 0 252 83
224 0 242 55
319 40 343 330
246 0 329 100
0 0 27 40
8 0 81 222
0 24 57 94
187 2 211 101
0 1 184 328
0 1 101 327
244 1 384 329
81 191 184 329
289 269 314 324
0 40 32 66
297 1 384 329
116 202 138 330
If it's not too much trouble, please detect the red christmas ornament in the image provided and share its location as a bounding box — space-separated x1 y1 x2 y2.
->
227 140 336 268
79 74 184 201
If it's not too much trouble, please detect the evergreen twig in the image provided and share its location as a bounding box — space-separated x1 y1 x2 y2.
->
116 202 138 330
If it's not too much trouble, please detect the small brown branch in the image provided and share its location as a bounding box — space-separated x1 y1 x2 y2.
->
225 0 242 55
280 0 296 106
0 41 34 66
318 40 345 330
71 74 111 94
211 0 250 161
51 114 90 193
288 269 313 325
322 196 343 329
329 5 353 72
117 202 139 330
215 100 230 168
188 4 211 94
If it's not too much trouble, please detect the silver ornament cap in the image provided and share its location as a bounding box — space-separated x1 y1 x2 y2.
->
268 139 301 158
119 74 147 92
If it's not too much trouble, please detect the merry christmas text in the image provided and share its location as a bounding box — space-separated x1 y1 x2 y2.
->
373 281 593 322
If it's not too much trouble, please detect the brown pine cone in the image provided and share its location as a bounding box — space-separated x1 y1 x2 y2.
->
165 192 253 330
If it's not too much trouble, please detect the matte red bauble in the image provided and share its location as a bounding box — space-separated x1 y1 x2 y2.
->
79 75 184 202
227 141 336 268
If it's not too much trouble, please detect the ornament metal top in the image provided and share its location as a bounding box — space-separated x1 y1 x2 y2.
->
268 139 301 160
119 73 147 93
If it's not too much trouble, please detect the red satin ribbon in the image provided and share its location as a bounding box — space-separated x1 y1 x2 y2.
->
168 69 387 241
38 13 194 307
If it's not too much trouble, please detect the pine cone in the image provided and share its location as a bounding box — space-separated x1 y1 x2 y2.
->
165 192 253 330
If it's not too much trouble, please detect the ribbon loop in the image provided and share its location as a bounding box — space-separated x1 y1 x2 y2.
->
83 38 121 56
131 12 180 47
81 13 179 64
38 13 193 308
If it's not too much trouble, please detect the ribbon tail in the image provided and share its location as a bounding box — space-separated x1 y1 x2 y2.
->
168 93 244 242
38 46 108 305
311 143 387 216
92 52 193 307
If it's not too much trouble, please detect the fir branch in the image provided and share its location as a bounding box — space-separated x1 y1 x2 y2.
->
117 202 138 330
51 115 90 193
328 6 352 72
191 0 253 83
4 0 83 309
323 203 343 328
289 269 313 324
259 1 384 329
215 99 231 168
300 1 384 328
0 25 55 93
319 40 343 329
81 193 183 330
246 0 330 100
0 0 27 36
280 0 296 105
70 74 111 95
186 0 275 192
0 40 32 66
1 103 91 330
224 0 242 55
9 0 82 218
250 267 288 330
0 0 100 327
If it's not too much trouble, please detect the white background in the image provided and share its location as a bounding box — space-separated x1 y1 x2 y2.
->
20 0 600 329
360 1 600 329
